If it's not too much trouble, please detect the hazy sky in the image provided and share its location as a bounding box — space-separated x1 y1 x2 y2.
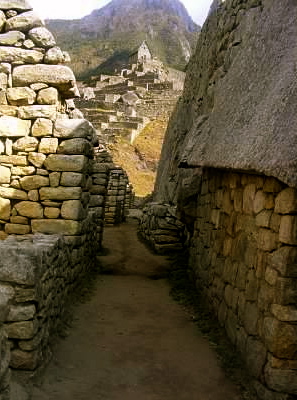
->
29 0 213 26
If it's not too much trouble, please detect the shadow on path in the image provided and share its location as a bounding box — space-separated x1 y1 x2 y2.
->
30 220 241 400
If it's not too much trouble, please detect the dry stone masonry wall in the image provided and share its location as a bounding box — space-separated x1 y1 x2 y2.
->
146 0 297 399
0 1 114 397
190 170 297 399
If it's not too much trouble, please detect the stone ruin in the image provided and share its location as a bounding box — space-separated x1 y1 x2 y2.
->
139 0 297 399
0 2 134 399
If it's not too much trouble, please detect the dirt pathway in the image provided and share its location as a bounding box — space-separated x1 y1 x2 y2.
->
30 220 241 400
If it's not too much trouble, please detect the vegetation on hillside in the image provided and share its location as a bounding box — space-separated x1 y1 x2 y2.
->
108 118 168 197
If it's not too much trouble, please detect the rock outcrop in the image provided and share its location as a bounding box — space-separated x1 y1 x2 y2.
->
141 1 297 398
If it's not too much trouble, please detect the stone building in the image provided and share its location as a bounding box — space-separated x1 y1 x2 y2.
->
129 40 152 65
139 0 297 399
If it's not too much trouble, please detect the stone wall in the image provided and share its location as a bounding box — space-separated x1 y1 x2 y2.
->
0 322 10 400
0 224 99 372
139 203 185 254
188 169 297 399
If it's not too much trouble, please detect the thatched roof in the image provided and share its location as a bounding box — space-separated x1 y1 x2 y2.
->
181 0 297 187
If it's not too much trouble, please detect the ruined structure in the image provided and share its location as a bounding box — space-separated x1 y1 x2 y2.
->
0 2 133 398
140 0 297 398
129 40 152 65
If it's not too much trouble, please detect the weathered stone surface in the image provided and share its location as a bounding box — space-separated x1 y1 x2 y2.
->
44 46 64 64
279 215 297 245
20 175 49 190
49 172 60 187
44 207 59 219
0 187 27 200
0 116 31 137
0 1 32 11
11 166 35 176
60 172 84 187
10 216 28 224
44 155 89 172
275 188 297 214
5 11 43 32
38 137 58 154
28 152 46 168
39 187 82 201
0 198 10 220
0 31 25 46
7 304 36 322
0 46 43 64
14 201 43 219
10 349 38 370
28 189 39 201
0 155 27 165
265 364 297 395
13 65 78 97
61 200 85 220
53 119 95 140
0 105 18 117
263 317 297 359
36 87 58 105
12 137 38 152
0 165 10 183
269 246 297 278
28 27 56 48
271 304 297 322
31 117 53 137
7 87 36 106
18 105 57 120
5 223 30 234
57 138 93 156
31 219 82 235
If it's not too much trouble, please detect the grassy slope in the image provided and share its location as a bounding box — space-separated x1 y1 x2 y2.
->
108 118 168 197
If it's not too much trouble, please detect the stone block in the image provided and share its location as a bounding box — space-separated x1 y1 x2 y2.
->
61 200 85 220
28 189 39 201
14 201 43 219
60 172 84 187
5 9 43 31
246 337 267 378
0 116 31 137
44 207 60 219
265 364 297 395
0 187 27 200
39 138 58 154
10 349 38 371
36 87 59 105
271 304 297 322
6 320 37 340
275 277 297 305
7 304 36 322
263 317 297 359
275 188 297 214
31 219 82 235
57 138 93 156
0 30 25 46
10 216 28 225
6 87 36 106
13 64 77 98
20 175 49 191
31 118 53 137
253 190 267 214
269 247 297 278
28 152 46 168
243 184 256 214
39 187 82 201
13 137 39 152
258 228 278 252
5 224 30 235
44 154 89 172
18 105 57 120
263 178 284 193
0 198 10 221
279 215 297 245
53 119 95 140
28 27 56 48
49 172 60 187
0 166 10 184
244 301 259 335
256 210 272 228
11 166 35 176
0 46 43 64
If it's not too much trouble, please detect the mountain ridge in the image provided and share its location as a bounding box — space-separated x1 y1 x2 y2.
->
46 0 200 79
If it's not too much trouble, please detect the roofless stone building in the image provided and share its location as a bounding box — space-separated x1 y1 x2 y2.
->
140 0 297 398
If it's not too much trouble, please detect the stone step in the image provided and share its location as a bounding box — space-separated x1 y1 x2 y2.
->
108 121 140 130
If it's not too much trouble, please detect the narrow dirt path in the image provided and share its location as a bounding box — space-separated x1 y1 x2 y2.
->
31 220 241 400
